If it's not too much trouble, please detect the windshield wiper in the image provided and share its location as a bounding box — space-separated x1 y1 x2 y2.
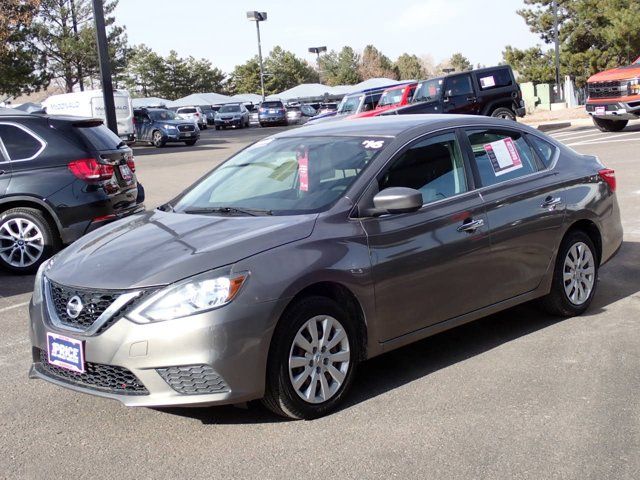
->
183 206 273 216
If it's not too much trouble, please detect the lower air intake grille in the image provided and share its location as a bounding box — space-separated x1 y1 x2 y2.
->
36 349 148 395
157 365 229 395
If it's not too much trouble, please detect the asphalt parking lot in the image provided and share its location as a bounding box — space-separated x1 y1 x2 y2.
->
1 122 639 479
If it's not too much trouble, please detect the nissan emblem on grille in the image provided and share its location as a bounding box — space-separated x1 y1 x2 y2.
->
66 296 83 319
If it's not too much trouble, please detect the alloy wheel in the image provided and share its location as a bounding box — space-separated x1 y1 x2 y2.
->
0 217 44 268
288 315 351 404
563 241 595 305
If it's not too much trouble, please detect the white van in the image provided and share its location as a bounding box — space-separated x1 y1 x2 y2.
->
42 89 136 145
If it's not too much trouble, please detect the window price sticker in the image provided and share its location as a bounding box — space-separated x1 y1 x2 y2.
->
483 137 523 176
297 148 309 191
480 76 496 88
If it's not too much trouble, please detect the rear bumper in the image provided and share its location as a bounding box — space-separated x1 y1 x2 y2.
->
515 106 526 117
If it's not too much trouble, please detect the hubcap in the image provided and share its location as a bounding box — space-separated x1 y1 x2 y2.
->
563 241 595 305
288 315 350 404
0 218 44 268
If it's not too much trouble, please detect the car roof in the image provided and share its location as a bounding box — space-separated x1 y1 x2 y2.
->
273 114 535 138
0 107 33 117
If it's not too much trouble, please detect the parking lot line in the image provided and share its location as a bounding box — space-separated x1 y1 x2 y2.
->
567 131 640 146
0 301 30 313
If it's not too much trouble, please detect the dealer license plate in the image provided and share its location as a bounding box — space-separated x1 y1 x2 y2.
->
595 106 606 115
47 332 85 373
119 164 133 182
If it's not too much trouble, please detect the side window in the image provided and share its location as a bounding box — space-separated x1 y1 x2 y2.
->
444 74 473 97
379 133 468 205
465 129 540 187
527 135 557 168
477 68 514 91
0 124 44 161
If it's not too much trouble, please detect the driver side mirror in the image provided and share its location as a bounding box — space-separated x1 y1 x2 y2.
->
370 187 423 216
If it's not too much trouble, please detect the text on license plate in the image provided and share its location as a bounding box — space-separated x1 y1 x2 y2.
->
47 332 85 373
119 164 133 182
595 106 606 115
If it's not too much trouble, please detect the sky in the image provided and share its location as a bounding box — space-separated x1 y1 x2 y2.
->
114 0 543 74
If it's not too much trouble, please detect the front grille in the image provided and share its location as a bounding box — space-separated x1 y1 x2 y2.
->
178 124 195 132
36 349 148 395
588 81 626 99
49 281 118 330
157 365 229 395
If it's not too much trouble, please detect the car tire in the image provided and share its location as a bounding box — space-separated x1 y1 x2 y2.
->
0 207 59 274
184 139 197 146
537 230 599 317
215 126 220 130
592 117 628 132
491 107 517 121
201 123 207 130
152 130 166 148
262 296 360 420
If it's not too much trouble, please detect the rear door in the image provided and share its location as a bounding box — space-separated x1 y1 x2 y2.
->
0 122 48 196
0 130 11 195
443 73 480 115
462 127 565 303
360 130 492 341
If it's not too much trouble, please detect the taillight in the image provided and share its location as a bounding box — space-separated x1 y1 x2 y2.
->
126 156 136 172
598 168 616 192
68 158 114 183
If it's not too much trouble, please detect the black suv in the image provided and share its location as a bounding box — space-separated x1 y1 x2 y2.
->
384 66 526 120
133 108 200 148
0 108 144 274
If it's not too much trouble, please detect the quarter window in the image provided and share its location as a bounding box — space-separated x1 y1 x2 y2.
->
466 129 540 187
477 69 513 90
527 135 557 168
379 133 468 204
0 124 43 160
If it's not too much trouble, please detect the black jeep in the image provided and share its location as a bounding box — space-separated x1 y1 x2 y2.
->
383 65 526 120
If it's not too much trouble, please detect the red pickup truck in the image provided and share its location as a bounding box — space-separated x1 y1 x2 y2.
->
586 56 640 131
349 82 418 119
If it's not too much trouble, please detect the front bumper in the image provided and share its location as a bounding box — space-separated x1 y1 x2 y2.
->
215 119 243 127
586 99 640 120
164 131 200 142
28 292 288 407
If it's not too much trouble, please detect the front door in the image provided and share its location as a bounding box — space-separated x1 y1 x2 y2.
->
360 131 492 341
442 73 480 115
462 127 566 303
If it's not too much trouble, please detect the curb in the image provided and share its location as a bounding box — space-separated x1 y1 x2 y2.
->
536 122 572 132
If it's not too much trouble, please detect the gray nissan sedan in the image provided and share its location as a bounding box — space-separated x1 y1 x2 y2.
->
29 115 623 419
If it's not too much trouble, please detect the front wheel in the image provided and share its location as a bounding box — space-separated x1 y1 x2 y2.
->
592 117 628 132
0 208 58 274
537 230 598 317
491 107 516 121
262 296 360 420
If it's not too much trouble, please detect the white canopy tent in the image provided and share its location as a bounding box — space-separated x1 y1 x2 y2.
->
265 83 343 102
131 97 173 108
171 92 234 107
228 93 262 104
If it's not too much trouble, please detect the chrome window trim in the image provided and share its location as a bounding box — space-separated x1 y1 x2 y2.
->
43 276 143 335
0 121 47 162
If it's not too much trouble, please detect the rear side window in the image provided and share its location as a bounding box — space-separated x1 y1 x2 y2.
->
0 124 44 160
527 135 557 168
76 124 123 151
465 129 540 187
477 69 513 91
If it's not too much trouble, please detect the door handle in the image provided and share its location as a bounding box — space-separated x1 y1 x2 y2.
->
466 96 477 102
541 196 562 209
457 218 484 233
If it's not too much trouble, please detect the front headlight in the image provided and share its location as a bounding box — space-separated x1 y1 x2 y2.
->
32 257 54 304
214 113 221 120
163 124 177 131
127 270 248 323
628 78 640 95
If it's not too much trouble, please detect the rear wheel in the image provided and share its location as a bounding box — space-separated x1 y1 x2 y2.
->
215 126 220 130
592 117 628 132
538 230 598 317
152 130 166 148
262 296 359 420
0 208 58 274
491 107 516 120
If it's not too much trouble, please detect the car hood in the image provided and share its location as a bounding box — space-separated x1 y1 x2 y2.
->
159 119 193 126
47 210 318 289
588 63 640 82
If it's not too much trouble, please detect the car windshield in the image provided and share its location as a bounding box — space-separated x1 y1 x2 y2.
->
149 110 179 121
219 105 241 113
412 79 443 102
173 136 389 215
377 87 405 107
337 94 363 115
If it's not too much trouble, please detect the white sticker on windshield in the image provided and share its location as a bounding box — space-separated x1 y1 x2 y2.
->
483 138 523 176
362 140 385 149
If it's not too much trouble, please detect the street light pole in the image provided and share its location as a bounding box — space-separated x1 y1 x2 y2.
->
247 11 267 101
91 0 117 134
308 46 327 84
553 0 562 101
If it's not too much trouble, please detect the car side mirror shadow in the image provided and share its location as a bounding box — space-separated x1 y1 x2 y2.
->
363 187 423 217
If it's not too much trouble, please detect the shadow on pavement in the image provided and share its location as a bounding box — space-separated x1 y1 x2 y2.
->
161 240 640 424
0 271 35 298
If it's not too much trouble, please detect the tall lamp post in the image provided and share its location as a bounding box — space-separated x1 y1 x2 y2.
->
91 0 117 134
247 11 267 101
552 0 562 101
308 46 327 83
